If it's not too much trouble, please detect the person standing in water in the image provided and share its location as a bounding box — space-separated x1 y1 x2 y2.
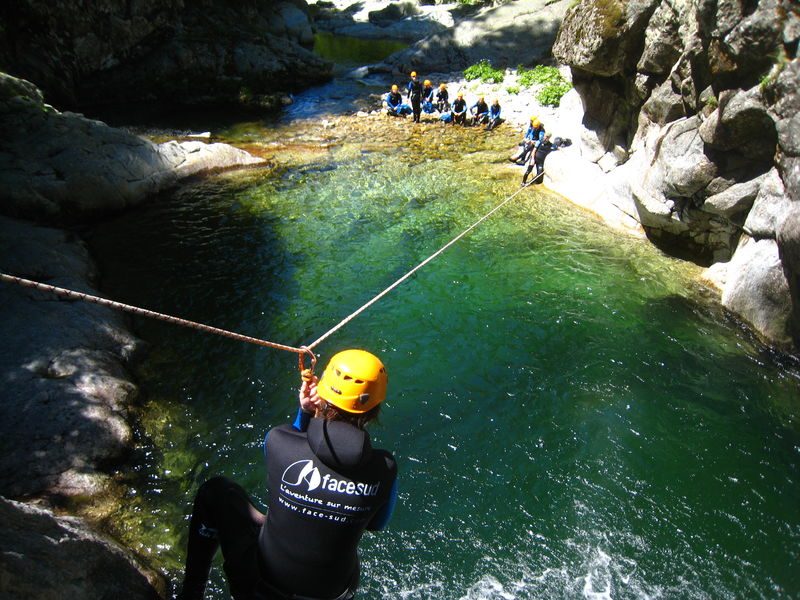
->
407 71 423 123
178 349 398 600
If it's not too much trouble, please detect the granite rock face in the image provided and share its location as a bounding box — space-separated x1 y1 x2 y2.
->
0 0 332 109
0 72 264 223
0 216 142 499
385 0 572 73
553 0 800 347
0 497 165 599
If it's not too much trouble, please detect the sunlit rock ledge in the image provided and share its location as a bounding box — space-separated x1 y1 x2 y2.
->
0 73 265 224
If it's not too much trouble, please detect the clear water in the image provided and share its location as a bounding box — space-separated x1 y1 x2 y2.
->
88 116 800 599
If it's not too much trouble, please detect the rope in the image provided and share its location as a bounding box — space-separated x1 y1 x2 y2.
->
1 183 528 361
0 273 307 356
306 184 528 350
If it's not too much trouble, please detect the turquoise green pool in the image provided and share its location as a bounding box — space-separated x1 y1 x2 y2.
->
90 117 800 599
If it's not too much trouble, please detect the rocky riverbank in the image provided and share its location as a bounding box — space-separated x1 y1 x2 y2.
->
0 72 266 598
347 0 799 349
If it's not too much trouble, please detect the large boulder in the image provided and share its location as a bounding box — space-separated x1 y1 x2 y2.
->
0 73 264 223
0 497 165 599
387 0 571 73
777 204 800 344
722 236 792 346
0 216 143 499
553 0 661 77
0 0 331 109
698 86 777 160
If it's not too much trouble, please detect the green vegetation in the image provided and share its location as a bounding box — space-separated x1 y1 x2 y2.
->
506 85 521 95
464 59 505 84
517 65 573 107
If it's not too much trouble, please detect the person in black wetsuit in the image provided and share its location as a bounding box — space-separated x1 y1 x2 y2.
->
522 133 558 186
406 71 423 123
451 92 468 126
435 83 450 113
178 349 398 600
469 96 489 126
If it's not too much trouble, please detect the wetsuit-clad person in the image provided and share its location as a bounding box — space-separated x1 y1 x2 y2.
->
485 99 502 130
469 96 489 126
522 133 558 186
407 71 423 123
451 92 468 126
422 80 436 114
384 85 410 117
435 83 450 113
509 117 545 163
178 349 398 600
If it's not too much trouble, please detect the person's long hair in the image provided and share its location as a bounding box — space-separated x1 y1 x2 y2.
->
317 401 380 430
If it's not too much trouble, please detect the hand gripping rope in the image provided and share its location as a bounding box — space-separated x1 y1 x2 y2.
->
1 184 527 378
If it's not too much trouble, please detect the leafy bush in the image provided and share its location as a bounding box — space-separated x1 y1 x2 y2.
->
517 65 573 107
506 85 520 95
464 59 505 84
536 80 573 107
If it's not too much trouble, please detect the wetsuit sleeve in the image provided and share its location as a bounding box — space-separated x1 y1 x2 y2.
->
292 407 312 432
367 477 398 531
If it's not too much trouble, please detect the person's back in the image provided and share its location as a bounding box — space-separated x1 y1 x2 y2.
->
261 418 396 597
177 349 398 600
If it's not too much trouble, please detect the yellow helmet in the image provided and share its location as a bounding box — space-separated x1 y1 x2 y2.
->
424 79 431 86
391 84 399 92
457 91 464 98
439 83 447 90
531 116 540 126
410 71 417 77
317 349 388 414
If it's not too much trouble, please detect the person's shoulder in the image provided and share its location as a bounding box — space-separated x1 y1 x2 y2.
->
371 448 398 473
270 423 306 439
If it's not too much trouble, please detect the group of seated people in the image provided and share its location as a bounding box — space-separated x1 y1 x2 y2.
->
382 72 570 186
383 72 503 130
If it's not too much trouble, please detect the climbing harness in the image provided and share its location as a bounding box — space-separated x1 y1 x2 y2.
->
1 184 527 376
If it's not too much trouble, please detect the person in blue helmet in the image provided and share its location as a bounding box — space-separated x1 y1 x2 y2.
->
384 84 411 117
177 349 398 600
509 116 546 163
469 95 489 126
485 99 502 130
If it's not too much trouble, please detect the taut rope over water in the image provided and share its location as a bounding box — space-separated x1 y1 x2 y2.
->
1 183 528 368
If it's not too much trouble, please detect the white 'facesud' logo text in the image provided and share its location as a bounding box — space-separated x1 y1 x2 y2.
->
281 460 380 496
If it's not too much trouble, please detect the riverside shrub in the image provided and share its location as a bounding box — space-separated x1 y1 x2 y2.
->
518 65 573 107
464 60 505 84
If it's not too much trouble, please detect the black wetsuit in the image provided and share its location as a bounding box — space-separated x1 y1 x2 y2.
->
451 98 467 125
408 79 423 123
436 89 449 112
179 411 397 600
523 140 558 185
260 417 397 598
